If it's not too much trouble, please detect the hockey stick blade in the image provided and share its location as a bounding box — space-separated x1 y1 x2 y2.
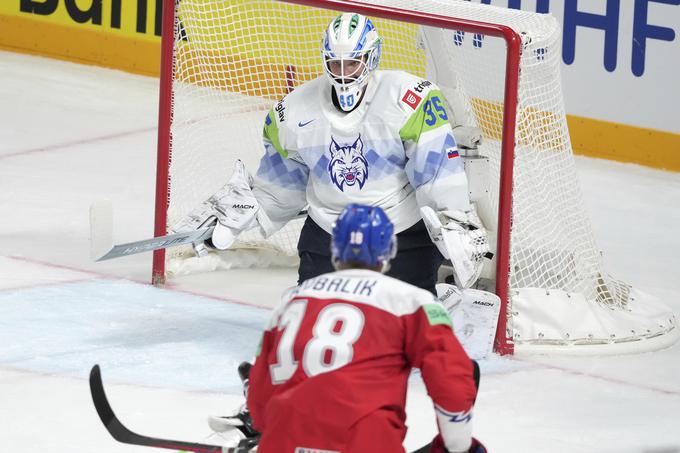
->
94 208 312 262
95 226 214 262
89 364 245 452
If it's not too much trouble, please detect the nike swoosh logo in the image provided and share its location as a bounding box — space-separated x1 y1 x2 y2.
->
298 119 315 127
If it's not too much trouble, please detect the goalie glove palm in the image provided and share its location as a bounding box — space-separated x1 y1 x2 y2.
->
421 206 491 289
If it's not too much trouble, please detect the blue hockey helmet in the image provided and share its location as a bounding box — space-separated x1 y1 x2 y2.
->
331 204 397 271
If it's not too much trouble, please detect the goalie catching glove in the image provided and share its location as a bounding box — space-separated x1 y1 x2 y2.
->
420 206 492 289
210 160 259 250
172 160 260 251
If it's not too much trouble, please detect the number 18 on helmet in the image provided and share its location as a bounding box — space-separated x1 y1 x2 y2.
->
331 204 397 272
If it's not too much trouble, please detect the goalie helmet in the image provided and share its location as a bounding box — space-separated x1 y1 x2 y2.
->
331 204 396 272
322 13 382 112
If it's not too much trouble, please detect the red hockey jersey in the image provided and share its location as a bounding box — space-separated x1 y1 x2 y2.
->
247 269 477 453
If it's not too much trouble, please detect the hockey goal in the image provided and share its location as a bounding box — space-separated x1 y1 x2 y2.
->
152 0 677 354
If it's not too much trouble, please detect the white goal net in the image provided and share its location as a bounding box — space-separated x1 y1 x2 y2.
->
154 0 677 354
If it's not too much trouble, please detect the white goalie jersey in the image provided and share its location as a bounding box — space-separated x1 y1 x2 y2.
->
252 70 472 236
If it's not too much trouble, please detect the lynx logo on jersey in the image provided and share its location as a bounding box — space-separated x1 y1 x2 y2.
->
328 135 368 191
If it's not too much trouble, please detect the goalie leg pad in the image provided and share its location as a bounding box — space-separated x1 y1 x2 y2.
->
436 284 501 360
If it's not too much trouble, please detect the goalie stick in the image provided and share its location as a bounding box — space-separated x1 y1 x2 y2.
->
95 224 216 262
90 364 432 453
93 209 309 262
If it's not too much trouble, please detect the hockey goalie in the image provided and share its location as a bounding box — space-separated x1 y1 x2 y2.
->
173 12 492 296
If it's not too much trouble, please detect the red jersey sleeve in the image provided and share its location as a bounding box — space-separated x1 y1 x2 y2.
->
403 301 477 452
247 329 276 433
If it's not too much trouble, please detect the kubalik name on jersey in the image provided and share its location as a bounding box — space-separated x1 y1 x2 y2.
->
297 275 378 297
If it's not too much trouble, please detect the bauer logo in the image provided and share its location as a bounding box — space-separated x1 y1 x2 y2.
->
401 90 421 109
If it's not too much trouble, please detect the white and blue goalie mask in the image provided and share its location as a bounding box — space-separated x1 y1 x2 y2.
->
322 13 382 112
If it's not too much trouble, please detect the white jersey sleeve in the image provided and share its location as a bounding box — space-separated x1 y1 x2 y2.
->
252 99 309 237
397 78 472 214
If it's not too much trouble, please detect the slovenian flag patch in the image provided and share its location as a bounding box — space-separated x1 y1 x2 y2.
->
447 147 460 159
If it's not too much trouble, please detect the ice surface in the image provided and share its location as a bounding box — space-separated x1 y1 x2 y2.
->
1 51 679 453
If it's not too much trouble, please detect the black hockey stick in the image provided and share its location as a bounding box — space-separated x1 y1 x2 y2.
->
89 364 247 452
90 364 432 453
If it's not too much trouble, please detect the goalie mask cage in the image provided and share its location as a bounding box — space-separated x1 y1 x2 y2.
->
152 0 677 355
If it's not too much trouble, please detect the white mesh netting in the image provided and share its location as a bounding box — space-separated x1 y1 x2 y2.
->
162 0 676 352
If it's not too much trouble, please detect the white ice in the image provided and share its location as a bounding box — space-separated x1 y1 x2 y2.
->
1 51 679 453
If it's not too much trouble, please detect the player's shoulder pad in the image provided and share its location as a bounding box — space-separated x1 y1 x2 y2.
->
397 74 440 113
378 273 445 316
264 287 301 329
405 287 452 328
266 76 323 128
390 279 452 327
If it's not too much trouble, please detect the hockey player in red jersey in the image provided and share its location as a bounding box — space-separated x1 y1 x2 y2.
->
246 204 485 453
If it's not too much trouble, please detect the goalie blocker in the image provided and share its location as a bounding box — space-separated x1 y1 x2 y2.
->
421 206 492 289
